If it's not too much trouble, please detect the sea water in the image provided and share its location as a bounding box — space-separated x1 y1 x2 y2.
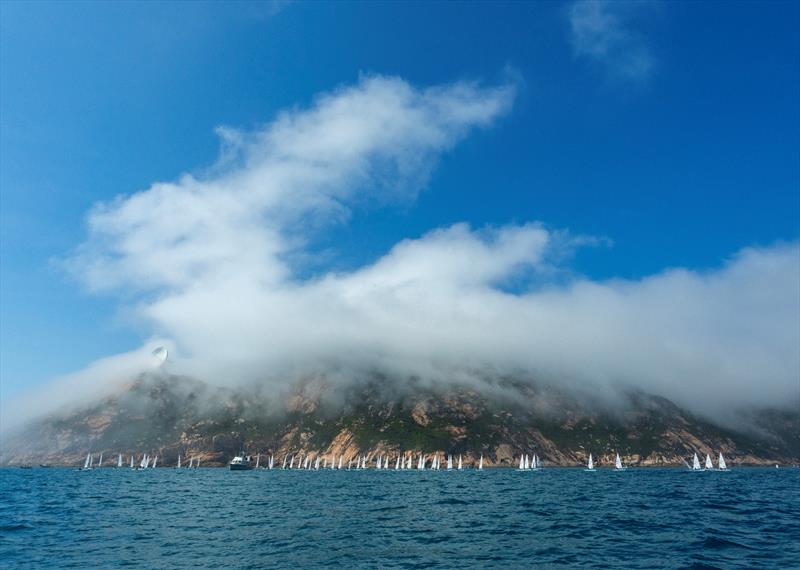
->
1 467 798 568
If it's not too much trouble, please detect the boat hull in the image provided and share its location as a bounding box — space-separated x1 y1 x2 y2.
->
228 463 253 471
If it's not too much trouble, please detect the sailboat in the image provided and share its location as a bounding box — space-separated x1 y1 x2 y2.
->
118 454 123 468
519 455 525 470
532 454 540 470
524 455 530 470
478 454 483 470
615 453 625 470
152 456 158 468
395 456 400 470
255 454 260 469
269 455 274 470
718 453 727 470
314 456 321 470
705 454 713 470
98 453 103 468
338 456 343 470
447 455 453 470
586 453 595 471
130 455 135 469
692 453 702 470
81 453 92 471
458 455 463 470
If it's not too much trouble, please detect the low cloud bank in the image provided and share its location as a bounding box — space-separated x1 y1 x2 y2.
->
3 75 798 431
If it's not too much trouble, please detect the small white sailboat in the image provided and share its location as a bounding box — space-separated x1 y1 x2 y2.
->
361 456 366 469
615 453 625 470
718 453 727 470
478 454 483 470
338 456 343 470
188 457 194 469
289 456 295 469
98 453 103 468
314 456 321 470
692 453 702 470
118 454 123 468
395 456 400 470
524 455 530 470
458 455 463 470
269 455 274 470
82 453 91 470
152 456 158 468
586 453 595 471
705 454 713 470
177 455 182 469
519 455 525 470
532 454 540 470
130 455 135 469
447 455 453 470
255 454 260 469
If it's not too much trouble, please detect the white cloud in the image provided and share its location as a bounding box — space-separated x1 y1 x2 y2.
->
568 0 655 82
7 74 798 430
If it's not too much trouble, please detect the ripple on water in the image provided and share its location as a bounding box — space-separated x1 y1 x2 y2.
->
1 467 799 568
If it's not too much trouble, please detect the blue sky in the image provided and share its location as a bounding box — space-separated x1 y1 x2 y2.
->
1 1 798 407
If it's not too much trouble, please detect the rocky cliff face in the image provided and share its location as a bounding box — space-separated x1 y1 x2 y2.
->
2 375 797 467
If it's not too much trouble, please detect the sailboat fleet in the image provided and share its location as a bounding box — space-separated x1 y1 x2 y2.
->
76 449 732 471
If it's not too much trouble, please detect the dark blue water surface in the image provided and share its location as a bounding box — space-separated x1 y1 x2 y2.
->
1 467 798 568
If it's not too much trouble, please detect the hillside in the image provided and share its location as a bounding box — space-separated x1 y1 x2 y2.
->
2 374 797 467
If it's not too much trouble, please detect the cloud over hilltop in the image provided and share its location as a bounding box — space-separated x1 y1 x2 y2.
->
4 74 797 430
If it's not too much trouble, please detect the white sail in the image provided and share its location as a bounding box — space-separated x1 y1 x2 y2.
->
361 456 366 469
98 453 103 468
89 453 94 468
395 456 400 470
83 453 91 469
478 454 483 470
152 456 158 468
118 454 123 468
338 456 343 470
269 455 274 469
458 455 463 470
533 454 539 469
587 453 594 470
718 453 727 470
705 454 713 470
289 456 295 469
255 454 260 469
314 456 321 470
130 455 134 469
447 455 453 470
692 453 701 470
196 459 199 468
177 455 181 469
615 453 623 470
282 456 287 469
526 455 531 470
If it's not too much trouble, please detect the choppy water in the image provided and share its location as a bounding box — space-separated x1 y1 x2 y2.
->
1 467 798 568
